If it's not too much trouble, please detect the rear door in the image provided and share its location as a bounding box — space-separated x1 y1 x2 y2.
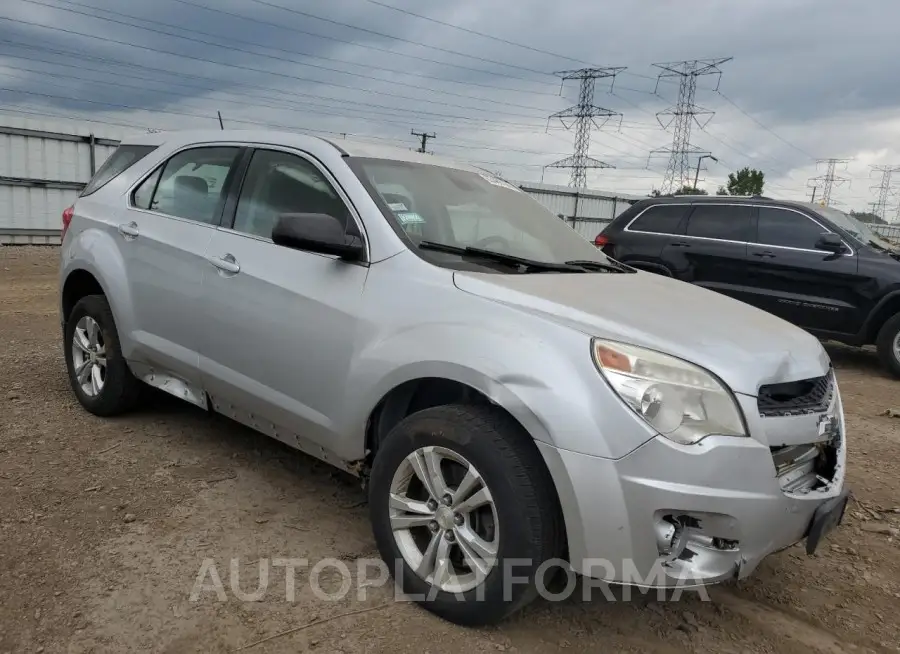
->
660 203 755 303
122 145 244 386
608 203 691 273
743 206 862 335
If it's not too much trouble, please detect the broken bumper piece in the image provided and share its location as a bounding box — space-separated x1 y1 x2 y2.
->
536 391 847 587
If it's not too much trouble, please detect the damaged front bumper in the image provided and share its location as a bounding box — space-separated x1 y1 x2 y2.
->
539 380 847 587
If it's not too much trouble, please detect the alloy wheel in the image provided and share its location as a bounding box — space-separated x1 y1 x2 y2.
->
389 446 499 594
71 315 107 397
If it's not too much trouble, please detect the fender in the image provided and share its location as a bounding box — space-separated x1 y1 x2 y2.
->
61 227 139 360
337 321 656 462
857 287 900 342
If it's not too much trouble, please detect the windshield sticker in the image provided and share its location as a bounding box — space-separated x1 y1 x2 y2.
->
477 172 521 192
387 202 408 212
396 211 425 225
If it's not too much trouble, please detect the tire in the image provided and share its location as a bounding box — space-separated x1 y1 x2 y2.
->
875 312 900 378
64 294 142 416
368 404 563 625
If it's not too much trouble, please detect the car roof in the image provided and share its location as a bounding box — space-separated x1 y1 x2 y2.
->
629 195 832 215
121 129 479 173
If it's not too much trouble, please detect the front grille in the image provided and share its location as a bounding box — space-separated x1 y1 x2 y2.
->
757 371 833 417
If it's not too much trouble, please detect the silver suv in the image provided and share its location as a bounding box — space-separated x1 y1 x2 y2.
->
59 130 848 624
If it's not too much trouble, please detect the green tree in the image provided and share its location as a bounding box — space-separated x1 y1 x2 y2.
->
651 185 707 197
724 167 765 196
675 185 708 195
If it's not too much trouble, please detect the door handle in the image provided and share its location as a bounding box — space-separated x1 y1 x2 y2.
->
117 221 139 239
207 254 240 274
753 251 776 258
670 241 690 248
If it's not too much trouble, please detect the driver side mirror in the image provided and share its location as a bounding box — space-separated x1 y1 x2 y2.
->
814 232 846 254
272 213 363 261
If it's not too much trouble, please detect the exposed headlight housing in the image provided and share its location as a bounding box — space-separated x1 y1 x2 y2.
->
591 339 747 445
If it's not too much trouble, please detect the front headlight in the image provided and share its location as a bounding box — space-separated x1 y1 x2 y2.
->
591 339 747 445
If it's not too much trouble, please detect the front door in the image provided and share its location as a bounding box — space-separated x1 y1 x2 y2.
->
660 203 755 304
743 206 862 335
198 147 369 448
121 145 242 385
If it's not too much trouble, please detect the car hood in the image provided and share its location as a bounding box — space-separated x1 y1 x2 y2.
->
453 270 830 396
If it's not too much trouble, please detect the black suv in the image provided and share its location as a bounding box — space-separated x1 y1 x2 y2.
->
598 196 900 376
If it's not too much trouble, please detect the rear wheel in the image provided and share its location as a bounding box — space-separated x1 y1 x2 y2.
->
875 312 900 378
368 404 562 625
64 294 142 415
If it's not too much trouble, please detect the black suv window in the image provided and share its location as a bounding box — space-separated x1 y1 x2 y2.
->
628 204 688 234
757 207 828 250
685 205 753 241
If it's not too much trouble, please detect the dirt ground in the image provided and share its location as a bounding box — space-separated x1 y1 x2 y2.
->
1 245 899 654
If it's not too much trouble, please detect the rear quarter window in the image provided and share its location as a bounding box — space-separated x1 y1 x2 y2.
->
627 204 689 234
80 145 157 197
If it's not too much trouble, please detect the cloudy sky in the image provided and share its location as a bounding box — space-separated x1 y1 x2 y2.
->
1 0 898 213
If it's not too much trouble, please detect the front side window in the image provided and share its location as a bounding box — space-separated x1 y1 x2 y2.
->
81 144 157 197
628 204 689 235
232 149 351 239
346 157 617 270
135 147 239 224
757 207 827 250
685 205 753 241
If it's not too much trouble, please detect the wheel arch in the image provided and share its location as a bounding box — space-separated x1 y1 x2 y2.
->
863 291 900 343
363 374 570 559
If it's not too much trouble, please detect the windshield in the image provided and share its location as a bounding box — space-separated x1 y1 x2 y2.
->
347 157 617 270
803 203 895 250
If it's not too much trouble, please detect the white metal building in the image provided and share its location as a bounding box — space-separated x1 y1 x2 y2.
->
0 116 131 244
513 180 644 240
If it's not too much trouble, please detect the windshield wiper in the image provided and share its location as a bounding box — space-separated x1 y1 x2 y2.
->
418 241 584 273
564 259 633 274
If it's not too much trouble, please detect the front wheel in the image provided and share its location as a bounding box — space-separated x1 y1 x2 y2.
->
368 404 563 625
875 312 900 378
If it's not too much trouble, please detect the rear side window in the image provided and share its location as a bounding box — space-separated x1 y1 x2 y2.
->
135 146 240 225
627 204 688 234
757 207 827 250
80 145 157 197
685 205 753 241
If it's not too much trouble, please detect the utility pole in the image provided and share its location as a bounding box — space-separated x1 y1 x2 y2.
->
545 67 624 188
693 154 718 189
650 58 731 194
411 129 435 154
808 158 850 206
870 165 900 220
217 111 224 130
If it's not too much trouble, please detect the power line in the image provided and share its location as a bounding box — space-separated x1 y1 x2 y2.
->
545 68 624 188
650 57 732 193
715 90 815 159
363 0 596 67
13 0 562 117
808 158 851 206
245 0 556 80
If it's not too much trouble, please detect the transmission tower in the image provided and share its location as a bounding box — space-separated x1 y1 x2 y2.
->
545 67 624 188
650 58 731 194
870 165 900 220
808 159 850 206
